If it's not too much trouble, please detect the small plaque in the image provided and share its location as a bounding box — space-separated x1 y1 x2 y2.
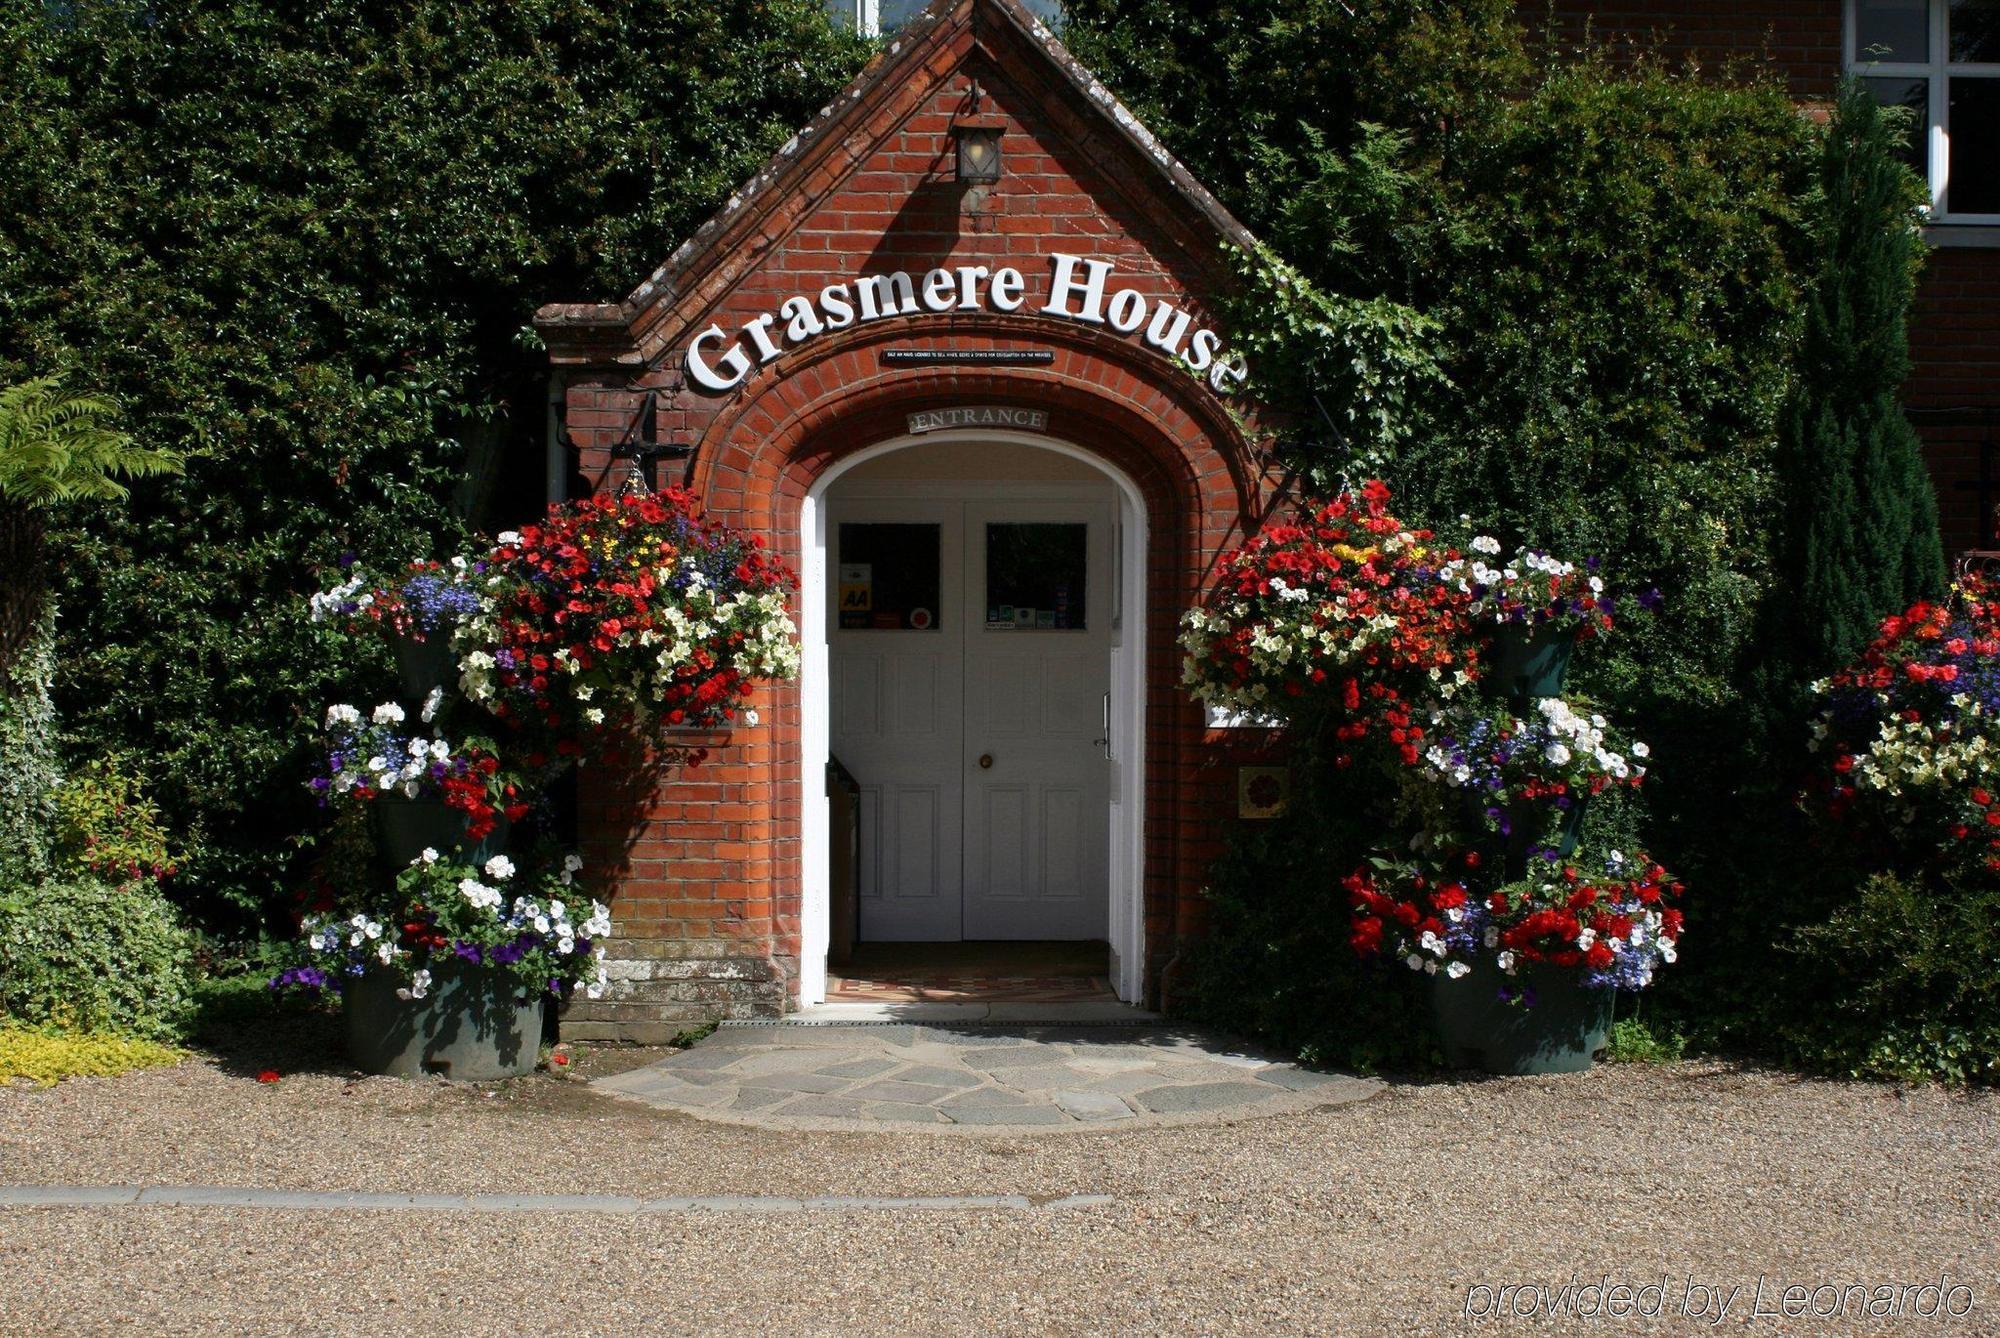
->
885 349 1055 368
906 405 1049 434
1237 766 1290 820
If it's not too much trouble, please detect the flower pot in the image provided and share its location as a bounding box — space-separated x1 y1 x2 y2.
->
1428 957 1614 1075
392 630 457 702
1501 793 1589 879
1490 622 1573 704
372 792 507 867
344 962 546 1081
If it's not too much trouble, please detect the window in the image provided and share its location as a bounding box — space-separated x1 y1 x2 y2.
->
1850 0 2000 223
826 0 1060 37
838 524 941 630
984 523 1086 630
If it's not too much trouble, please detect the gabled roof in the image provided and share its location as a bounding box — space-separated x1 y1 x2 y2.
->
535 0 1258 366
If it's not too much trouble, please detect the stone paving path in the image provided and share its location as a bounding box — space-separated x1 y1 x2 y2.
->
595 1022 1381 1132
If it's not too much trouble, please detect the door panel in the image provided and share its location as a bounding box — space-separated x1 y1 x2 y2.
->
830 504 963 942
961 502 1113 940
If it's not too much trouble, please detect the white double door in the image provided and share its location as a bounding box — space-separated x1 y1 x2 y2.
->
830 495 1113 941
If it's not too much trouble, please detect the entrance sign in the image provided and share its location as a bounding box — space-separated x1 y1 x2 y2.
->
684 252 1246 396
907 406 1048 435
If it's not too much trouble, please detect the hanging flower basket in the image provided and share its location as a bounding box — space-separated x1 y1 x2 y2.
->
343 960 546 1080
1428 957 1614 1075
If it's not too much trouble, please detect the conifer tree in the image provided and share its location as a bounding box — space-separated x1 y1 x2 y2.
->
1776 83 1947 686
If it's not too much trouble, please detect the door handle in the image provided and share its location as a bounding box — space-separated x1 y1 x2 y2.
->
978 753 993 769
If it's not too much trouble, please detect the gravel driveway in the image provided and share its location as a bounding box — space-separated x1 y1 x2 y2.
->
0 1016 1993 1334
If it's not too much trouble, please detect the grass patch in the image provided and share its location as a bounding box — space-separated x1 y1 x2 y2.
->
1606 1017 1688 1065
0 1024 186 1087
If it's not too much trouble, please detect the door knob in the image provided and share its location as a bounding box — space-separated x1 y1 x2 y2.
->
978 753 993 769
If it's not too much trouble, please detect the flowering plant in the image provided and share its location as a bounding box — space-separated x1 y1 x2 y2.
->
457 491 800 754
1810 573 2000 875
1436 539 1617 639
271 848 610 1000
1412 696 1648 844
311 558 485 643
309 702 526 839
1179 482 1482 760
1345 846 1684 990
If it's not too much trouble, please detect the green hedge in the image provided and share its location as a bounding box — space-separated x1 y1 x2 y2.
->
0 0 871 932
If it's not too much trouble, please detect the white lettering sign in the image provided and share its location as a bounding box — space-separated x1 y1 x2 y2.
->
684 253 1245 396
906 406 1049 435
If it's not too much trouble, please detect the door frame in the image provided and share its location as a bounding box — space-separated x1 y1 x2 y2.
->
798 429 1149 1005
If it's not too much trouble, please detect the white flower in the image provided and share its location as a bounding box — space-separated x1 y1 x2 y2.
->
1659 940 1678 964
375 940 395 965
1577 927 1598 951
1631 741 1650 759
498 530 521 546
1404 953 1424 972
324 704 362 729
1482 927 1500 948
563 853 584 873
372 702 406 725
484 855 516 881
585 708 605 725
421 686 445 723
1445 961 1471 979
1496 950 1518 972
533 914 552 934
420 847 440 865
396 969 433 1002
1544 743 1572 766
743 709 761 727
1418 930 1446 957
1471 535 1502 555
1423 960 1439 975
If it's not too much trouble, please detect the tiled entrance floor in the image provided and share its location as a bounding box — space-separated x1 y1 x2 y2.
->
827 941 1117 1004
595 1022 1382 1133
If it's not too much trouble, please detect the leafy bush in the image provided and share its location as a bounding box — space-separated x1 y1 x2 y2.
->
0 1024 184 1087
1787 873 2000 1085
52 754 178 884
0 876 195 1041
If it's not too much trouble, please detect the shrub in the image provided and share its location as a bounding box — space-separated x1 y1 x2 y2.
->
0 876 195 1041
1605 1017 1687 1065
1788 872 2000 1085
0 1024 184 1087
51 753 178 884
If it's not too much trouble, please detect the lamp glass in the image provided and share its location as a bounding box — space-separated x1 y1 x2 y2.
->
955 127 1002 184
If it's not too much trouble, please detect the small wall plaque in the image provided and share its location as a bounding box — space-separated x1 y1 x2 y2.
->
1237 766 1290 820
883 349 1055 367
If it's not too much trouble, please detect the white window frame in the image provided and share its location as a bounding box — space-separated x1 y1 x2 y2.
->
1847 0 2000 227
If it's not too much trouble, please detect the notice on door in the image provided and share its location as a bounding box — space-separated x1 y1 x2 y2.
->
838 564 872 629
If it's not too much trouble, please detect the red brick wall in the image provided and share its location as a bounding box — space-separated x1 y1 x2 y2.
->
549 10 1281 1037
1909 247 2000 551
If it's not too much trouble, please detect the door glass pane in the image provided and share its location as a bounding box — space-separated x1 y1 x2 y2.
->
1856 0 1931 61
1949 78 2000 212
838 523 941 630
1952 0 2000 61
1863 76 1931 175
985 523 1086 630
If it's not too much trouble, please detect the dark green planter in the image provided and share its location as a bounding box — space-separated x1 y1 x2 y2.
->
392 630 457 702
345 962 546 1081
1429 957 1613 1075
1490 622 1573 704
1463 791 1589 879
373 792 507 867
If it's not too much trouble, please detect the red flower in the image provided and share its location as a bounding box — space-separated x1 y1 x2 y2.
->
256 1070 282 1084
